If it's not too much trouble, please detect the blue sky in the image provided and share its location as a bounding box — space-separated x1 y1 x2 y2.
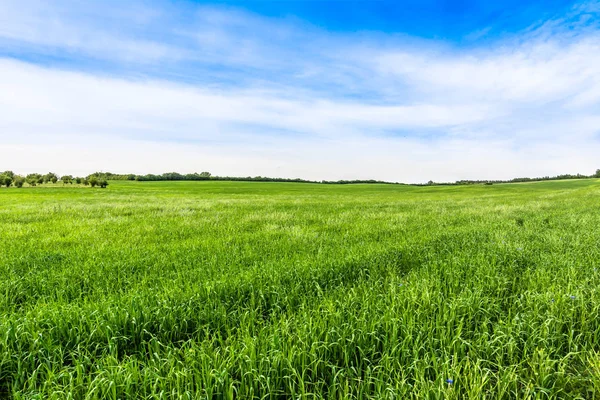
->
223 0 572 37
1 0 599 182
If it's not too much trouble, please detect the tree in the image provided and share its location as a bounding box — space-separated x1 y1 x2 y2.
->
26 173 42 187
0 174 11 187
14 176 25 188
99 179 108 188
75 177 82 184
595 169 600 178
43 172 58 184
89 176 98 187
61 175 73 184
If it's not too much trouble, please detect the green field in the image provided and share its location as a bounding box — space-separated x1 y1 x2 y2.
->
2 180 600 399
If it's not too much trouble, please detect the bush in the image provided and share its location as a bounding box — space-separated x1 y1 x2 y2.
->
0 174 11 187
43 173 58 184
14 176 25 188
26 173 42 187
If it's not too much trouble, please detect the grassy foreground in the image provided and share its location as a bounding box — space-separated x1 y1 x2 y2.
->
2 180 600 399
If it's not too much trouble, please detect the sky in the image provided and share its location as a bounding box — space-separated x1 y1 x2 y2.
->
0 0 599 183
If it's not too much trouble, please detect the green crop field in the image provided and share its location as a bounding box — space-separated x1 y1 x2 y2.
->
2 179 600 399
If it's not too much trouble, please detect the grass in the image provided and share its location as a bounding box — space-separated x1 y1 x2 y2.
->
1 179 600 399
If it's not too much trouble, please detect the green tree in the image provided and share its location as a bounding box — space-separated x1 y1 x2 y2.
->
99 179 109 188
43 172 58 184
26 173 42 187
61 175 73 184
14 176 25 188
595 169 600 178
89 176 98 187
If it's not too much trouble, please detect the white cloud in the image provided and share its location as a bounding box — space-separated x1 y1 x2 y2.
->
0 59 494 138
0 0 185 63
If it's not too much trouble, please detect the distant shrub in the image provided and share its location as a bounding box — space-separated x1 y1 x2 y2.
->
0 174 12 187
14 176 25 188
43 173 58 184
26 173 42 186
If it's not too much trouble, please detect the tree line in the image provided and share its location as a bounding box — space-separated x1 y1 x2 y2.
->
0 171 109 188
421 170 600 186
97 171 397 185
55 169 600 186
2 169 600 188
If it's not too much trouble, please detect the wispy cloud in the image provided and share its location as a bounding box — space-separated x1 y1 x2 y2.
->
0 0 599 182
